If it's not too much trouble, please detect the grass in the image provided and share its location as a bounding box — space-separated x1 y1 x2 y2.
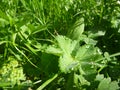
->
0 0 120 90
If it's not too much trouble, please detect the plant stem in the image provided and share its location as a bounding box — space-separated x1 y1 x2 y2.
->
37 73 58 90
96 52 120 62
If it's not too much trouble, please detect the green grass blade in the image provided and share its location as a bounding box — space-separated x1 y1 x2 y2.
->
37 74 58 90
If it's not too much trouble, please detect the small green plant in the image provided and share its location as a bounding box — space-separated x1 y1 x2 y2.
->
0 0 120 90
0 56 32 90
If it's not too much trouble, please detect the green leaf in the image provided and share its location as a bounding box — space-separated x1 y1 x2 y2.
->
0 82 11 87
59 54 78 73
104 52 111 61
76 45 98 61
68 18 84 40
0 41 7 45
0 18 9 27
55 36 78 73
40 53 59 74
109 81 119 90
45 35 103 74
95 74 104 81
75 45 102 64
31 25 48 35
79 75 90 86
97 77 119 90
56 35 78 55
0 10 9 21
37 74 58 90
45 45 63 56
97 78 111 90
74 73 90 86
75 45 91 60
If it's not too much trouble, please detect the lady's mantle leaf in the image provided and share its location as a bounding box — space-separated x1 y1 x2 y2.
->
45 35 103 74
45 45 63 56
56 35 78 73
97 76 119 90
56 35 78 55
68 18 84 40
59 54 78 73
